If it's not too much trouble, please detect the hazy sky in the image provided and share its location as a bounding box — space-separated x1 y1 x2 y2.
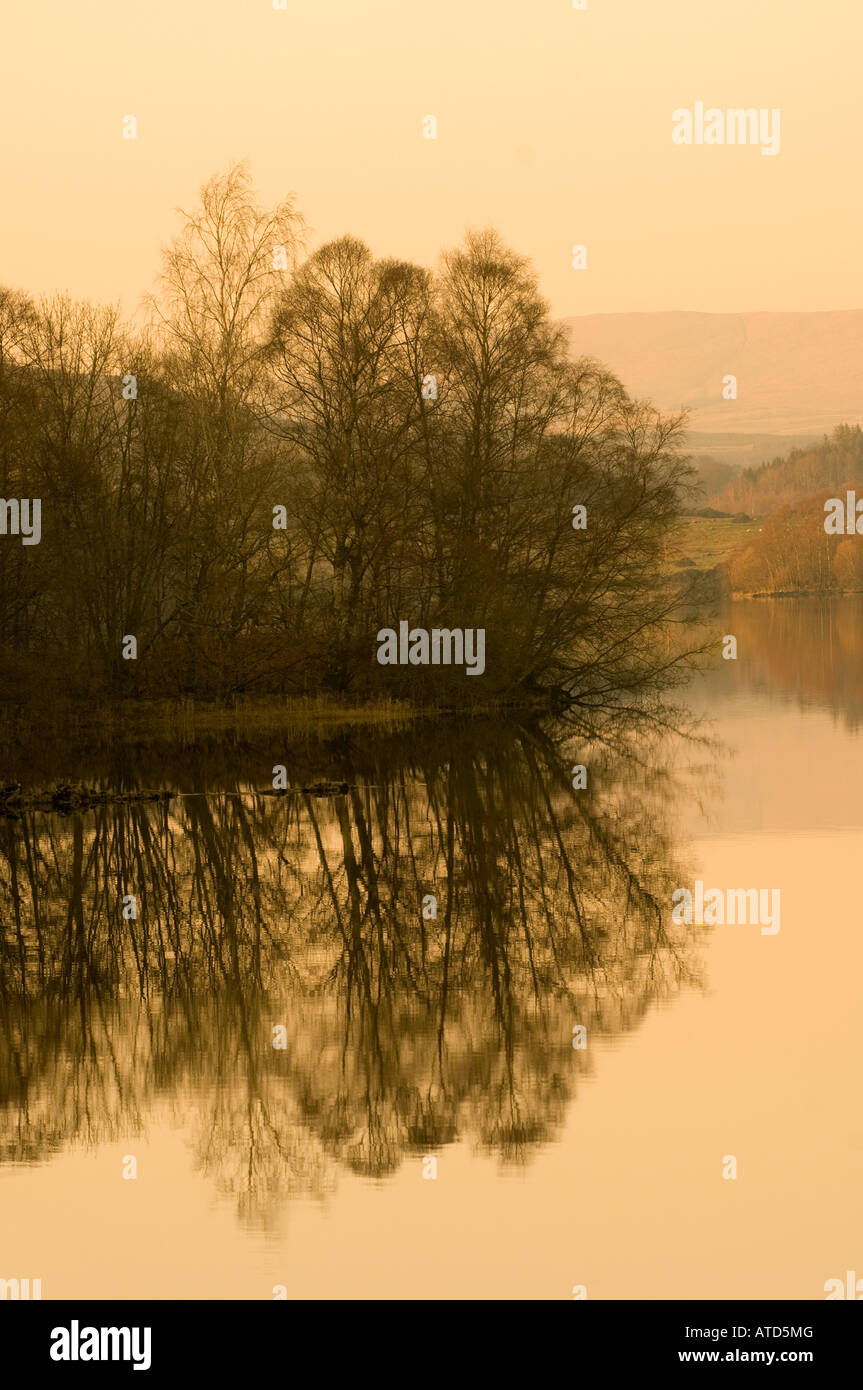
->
2 0 861 319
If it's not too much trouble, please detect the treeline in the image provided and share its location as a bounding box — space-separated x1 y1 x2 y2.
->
725 488 863 595
709 424 863 516
0 164 692 708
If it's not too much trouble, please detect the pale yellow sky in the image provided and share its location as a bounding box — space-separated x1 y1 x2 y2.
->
2 0 860 318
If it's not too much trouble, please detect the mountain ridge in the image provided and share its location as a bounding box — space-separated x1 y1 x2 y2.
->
562 309 863 436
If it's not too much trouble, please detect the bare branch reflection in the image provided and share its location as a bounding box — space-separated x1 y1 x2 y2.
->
0 716 705 1225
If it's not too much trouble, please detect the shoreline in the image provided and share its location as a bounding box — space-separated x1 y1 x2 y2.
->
0 690 556 750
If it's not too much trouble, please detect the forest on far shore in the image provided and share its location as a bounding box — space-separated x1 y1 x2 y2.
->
681 425 863 596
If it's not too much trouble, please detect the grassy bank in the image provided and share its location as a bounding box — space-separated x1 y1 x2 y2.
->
669 515 763 574
0 690 556 749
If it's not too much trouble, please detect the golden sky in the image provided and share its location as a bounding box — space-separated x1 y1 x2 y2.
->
2 0 860 318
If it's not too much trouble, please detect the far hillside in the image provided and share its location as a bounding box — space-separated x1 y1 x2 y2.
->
685 431 819 507
707 425 863 516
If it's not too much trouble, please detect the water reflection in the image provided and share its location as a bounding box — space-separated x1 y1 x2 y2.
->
0 716 704 1226
710 595 863 725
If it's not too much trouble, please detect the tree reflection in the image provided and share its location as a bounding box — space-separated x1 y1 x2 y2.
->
0 715 705 1225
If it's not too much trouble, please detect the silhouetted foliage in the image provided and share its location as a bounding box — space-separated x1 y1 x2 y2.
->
0 167 697 708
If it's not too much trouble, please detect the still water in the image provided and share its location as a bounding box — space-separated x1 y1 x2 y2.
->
1 598 862 1299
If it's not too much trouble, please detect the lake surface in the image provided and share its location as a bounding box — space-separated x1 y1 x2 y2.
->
2 597 862 1299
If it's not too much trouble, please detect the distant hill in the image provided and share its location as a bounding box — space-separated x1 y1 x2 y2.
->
562 310 863 436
